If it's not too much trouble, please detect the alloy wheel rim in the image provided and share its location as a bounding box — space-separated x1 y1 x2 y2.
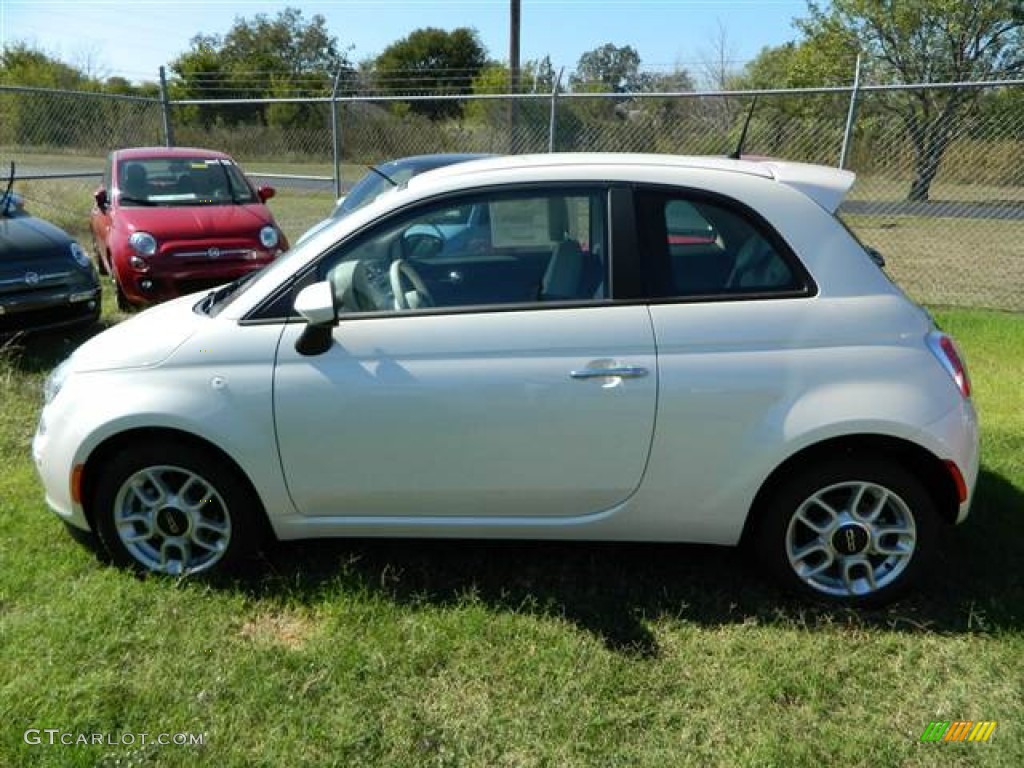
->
112 465 231 575
785 480 917 597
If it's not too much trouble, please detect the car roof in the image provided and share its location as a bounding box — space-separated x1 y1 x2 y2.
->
411 153 856 213
113 147 233 162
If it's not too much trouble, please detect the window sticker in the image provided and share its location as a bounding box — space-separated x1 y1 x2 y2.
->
488 199 552 248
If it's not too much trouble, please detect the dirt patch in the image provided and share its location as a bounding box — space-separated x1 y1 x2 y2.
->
238 610 317 650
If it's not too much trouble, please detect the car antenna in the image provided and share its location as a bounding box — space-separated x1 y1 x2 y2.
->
1 161 14 215
366 165 398 187
728 96 758 160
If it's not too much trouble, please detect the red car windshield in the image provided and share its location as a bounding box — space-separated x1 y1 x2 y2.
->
117 157 256 206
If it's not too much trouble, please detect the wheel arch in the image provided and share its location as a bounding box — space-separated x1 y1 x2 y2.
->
80 426 274 541
740 433 961 548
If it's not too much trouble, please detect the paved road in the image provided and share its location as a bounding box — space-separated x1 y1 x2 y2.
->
841 199 1024 221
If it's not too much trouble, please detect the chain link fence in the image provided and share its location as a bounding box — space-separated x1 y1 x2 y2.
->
0 85 163 158
3 80 1022 311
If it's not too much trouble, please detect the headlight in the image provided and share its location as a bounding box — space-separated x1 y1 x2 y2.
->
259 226 279 249
69 242 91 269
129 231 157 256
43 359 72 405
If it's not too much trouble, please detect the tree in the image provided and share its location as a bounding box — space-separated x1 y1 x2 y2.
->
0 44 98 146
0 43 92 89
732 31 861 158
571 43 647 93
170 7 351 127
800 0 1024 201
374 27 488 120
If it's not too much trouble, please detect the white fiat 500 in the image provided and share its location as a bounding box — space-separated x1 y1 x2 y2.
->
34 154 978 605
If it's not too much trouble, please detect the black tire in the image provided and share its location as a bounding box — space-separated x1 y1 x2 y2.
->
91 440 265 576
752 458 938 606
113 278 132 311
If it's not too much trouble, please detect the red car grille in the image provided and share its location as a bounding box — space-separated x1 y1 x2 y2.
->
170 247 256 261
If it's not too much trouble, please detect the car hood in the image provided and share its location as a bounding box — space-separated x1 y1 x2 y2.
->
114 204 273 239
0 214 73 255
67 293 205 373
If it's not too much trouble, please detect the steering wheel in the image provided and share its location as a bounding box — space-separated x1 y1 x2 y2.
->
389 259 436 310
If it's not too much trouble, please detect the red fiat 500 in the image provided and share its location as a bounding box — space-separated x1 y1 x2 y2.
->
90 147 288 308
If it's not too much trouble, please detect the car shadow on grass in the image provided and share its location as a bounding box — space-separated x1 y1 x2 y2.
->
1 317 115 374
219 465 1023 657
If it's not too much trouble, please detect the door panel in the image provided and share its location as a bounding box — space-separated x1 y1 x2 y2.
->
273 306 657 520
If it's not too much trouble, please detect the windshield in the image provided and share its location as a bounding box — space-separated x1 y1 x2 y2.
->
336 165 421 217
1 161 17 216
117 157 257 207
0 190 22 217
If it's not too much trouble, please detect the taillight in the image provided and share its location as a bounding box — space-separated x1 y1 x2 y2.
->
927 332 971 398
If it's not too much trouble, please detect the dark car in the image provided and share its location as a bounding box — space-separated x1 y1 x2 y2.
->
297 153 492 243
0 166 101 336
90 147 288 309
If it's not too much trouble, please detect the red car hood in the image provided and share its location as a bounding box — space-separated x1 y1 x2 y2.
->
115 204 274 239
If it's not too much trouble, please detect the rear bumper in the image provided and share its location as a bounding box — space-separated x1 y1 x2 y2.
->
920 398 980 524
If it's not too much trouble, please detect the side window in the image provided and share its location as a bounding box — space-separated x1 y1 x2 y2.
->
319 189 608 313
639 191 803 298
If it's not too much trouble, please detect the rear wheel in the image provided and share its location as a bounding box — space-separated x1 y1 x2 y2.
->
91 441 264 576
753 459 938 606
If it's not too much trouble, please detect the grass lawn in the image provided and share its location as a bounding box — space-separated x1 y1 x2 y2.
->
0 301 1021 767
843 215 1024 312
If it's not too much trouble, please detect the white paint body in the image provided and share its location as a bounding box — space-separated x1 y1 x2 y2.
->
33 154 979 546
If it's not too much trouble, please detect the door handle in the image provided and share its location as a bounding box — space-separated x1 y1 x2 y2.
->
570 366 649 380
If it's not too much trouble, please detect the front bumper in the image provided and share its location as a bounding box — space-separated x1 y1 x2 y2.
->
120 252 277 305
0 286 101 335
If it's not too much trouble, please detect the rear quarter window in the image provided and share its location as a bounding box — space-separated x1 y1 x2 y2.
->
636 189 811 300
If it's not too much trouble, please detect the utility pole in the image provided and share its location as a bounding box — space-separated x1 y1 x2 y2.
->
509 0 521 152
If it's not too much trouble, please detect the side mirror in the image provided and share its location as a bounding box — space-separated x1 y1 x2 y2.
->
293 281 336 356
257 186 276 203
94 187 109 211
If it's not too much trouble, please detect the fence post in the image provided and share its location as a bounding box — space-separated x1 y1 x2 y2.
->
548 67 564 153
331 68 345 199
839 54 862 169
158 66 175 147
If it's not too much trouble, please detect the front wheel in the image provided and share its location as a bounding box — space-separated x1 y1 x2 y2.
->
753 459 938 606
113 276 133 311
91 441 264 576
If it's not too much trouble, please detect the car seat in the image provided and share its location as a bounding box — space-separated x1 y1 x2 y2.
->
120 164 148 200
328 260 377 312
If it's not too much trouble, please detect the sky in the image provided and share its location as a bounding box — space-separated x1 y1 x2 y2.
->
0 0 808 84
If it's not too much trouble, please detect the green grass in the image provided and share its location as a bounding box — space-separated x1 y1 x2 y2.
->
0 305 1021 767
843 215 1024 312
